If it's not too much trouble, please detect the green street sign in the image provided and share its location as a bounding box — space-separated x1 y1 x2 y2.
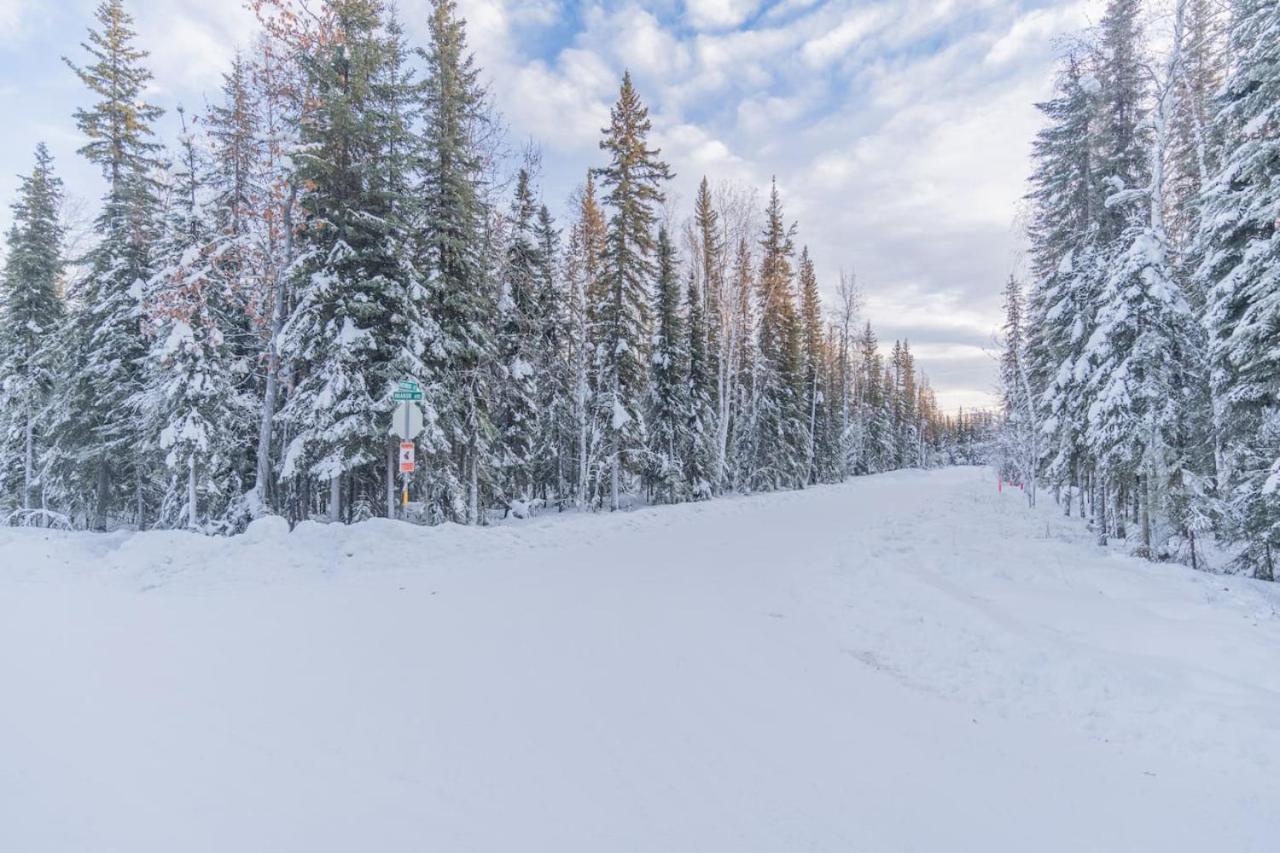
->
397 380 420 391
392 390 424 401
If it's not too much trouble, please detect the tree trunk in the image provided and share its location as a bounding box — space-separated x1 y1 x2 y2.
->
22 407 34 512
610 453 620 512
187 456 198 531
253 183 297 511
329 474 342 523
1140 473 1152 558
94 456 110 532
1094 477 1108 546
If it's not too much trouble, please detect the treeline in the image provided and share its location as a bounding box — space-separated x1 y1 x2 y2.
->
0 0 974 533
999 0 1278 578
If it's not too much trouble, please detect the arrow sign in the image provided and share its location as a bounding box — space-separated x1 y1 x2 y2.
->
389 401 425 439
398 441 416 473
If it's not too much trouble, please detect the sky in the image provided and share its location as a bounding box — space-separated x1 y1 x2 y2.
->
0 0 1106 412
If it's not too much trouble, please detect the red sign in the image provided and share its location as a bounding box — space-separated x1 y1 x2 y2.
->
399 441 416 473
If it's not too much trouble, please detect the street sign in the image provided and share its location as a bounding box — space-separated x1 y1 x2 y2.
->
392 390 424 401
397 380 420 391
389 400 425 439
398 441 416 473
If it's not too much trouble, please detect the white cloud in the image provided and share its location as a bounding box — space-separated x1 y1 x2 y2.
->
801 7 885 68
136 2 260 95
684 0 761 30
0 0 29 42
984 2 1093 66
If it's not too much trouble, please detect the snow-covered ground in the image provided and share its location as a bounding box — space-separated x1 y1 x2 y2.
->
3 467 1278 852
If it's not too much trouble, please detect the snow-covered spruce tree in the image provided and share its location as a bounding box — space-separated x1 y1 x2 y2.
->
565 173 607 507
206 52 267 379
752 181 807 491
996 276 1040 506
798 247 825 484
0 144 65 518
277 0 419 523
366 2 437 521
646 228 689 503
684 267 716 499
856 321 889 474
48 0 163 529
879 362 899 469
1167 0 1228 270
495 168 541 509
891 340 918 469
1025 52 1102 516
204 53 274 525
814 322 846 482
533 202 572 504
1199 0 1280 579
727 236 758 491
1073 0 1151 541
691 177 726 488
1096 0 1152 242
138 110 255 531
832 270 861 480
416 0 496 524
1087 1 1203 559
593 72 672 510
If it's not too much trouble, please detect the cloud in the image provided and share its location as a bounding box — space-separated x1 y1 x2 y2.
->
0 0 20 30
800 7 885 68
135 1 260 96
985 2 1093 66
684 0 762 30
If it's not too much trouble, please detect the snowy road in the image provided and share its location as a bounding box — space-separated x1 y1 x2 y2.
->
3 467 1279 851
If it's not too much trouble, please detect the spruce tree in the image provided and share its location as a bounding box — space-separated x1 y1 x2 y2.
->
593 72 672 510
1026 52 1102 508
647 228 688 503
1096 0 1151 239
277 0 417 522
997 276 1040 503
1199 0 1280 578
0 145 65 517
533 202 571 503
566 173 607 507
495 169 541 507
856 322 887 474
417 0 496 523
798 247 824 484
692 176 725 484
753 181 807 490
727 236 758 491
684 268 716 499
50 0 163 529
139 110 254 530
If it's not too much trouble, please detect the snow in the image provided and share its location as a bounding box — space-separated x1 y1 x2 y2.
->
1056 247 1074 275
2 467 1278 851
335 316 370 348
509 356 533 380
158 320 194 358
611 397 631 429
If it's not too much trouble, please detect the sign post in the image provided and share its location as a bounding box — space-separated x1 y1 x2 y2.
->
389 381 426 514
